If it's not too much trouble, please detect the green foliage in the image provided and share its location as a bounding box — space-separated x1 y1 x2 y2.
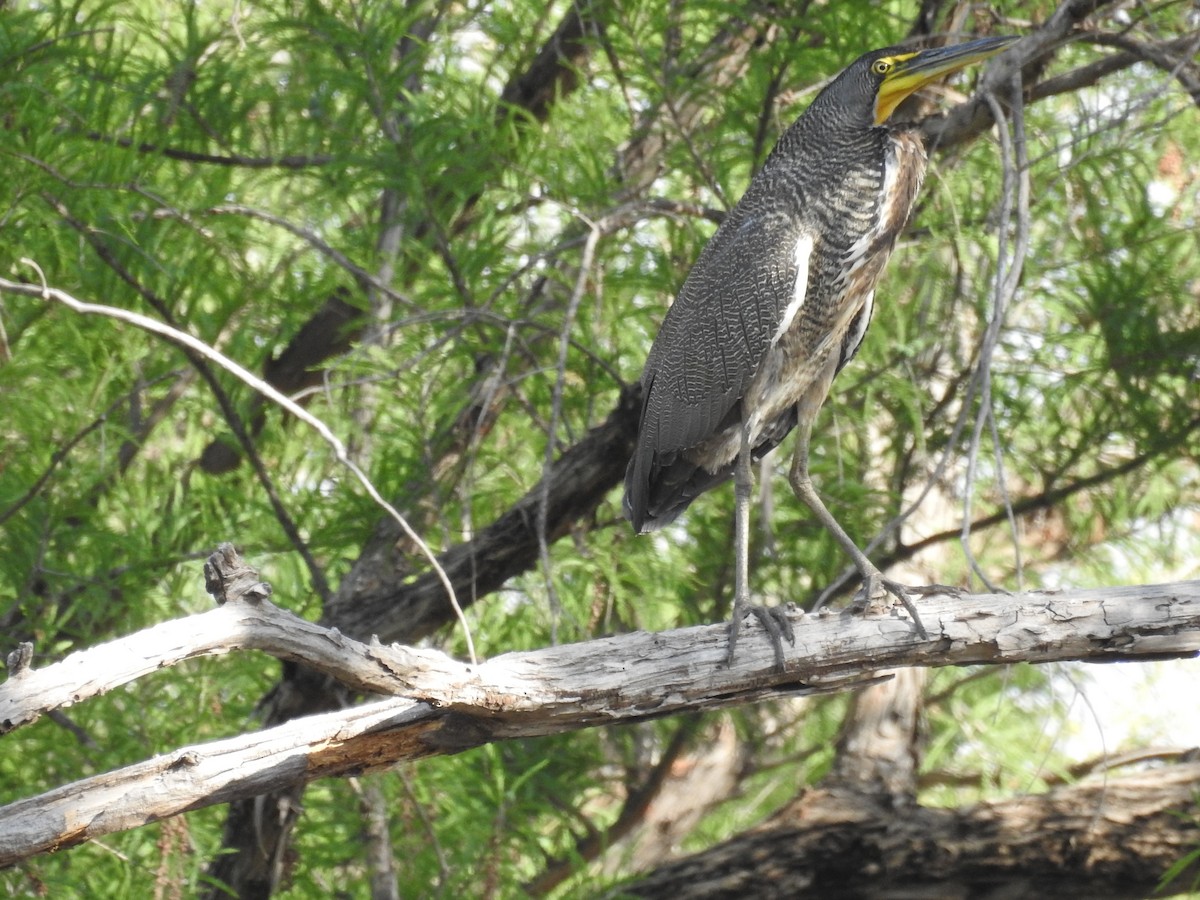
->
2 0 1198 894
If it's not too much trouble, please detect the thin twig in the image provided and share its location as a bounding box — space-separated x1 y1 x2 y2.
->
0 368 183 525
1 269 476 664
81 131 334 168
959 81 1030 592
204 204 416 311
539 223 602 641
40 194 334 604
0 411 107 527
398 767 451 895
992 75 1031 592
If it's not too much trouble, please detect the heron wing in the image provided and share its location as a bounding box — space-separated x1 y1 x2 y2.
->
648 210 810 448
624 205 813 530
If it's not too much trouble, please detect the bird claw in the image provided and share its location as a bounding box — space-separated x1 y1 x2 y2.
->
726 603 795 671
853 575 931 639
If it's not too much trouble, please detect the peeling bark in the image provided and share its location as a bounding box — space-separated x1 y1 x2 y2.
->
1 554 1197 867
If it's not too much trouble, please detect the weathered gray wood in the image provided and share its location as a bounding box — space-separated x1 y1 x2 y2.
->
1 580 1197 865
4 580 1198 738
0 580 1196 736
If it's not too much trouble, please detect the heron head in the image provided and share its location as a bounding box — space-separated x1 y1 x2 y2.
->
866 36 1016 125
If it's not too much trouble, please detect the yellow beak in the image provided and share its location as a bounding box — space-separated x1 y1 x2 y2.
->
875 36 1017 125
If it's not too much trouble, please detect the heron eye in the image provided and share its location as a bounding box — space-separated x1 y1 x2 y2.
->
871 59 891 76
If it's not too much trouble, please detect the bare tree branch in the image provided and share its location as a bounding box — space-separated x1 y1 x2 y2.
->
1 562 1197 865
625 761 1200 898
0 274 467 654
79 132 334 168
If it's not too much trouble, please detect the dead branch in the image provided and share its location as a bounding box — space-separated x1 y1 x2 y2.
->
1 545 1197 866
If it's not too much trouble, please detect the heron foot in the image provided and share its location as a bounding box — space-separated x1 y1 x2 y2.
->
726 603 795 671
853 572 932 640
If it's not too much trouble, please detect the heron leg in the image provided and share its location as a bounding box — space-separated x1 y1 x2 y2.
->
788 418 929 639
727 426 794 670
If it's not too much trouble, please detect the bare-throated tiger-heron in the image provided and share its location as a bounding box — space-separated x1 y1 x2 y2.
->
623 36 1016 666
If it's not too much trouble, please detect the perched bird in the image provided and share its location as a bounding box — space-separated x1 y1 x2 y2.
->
623 36 1016 665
